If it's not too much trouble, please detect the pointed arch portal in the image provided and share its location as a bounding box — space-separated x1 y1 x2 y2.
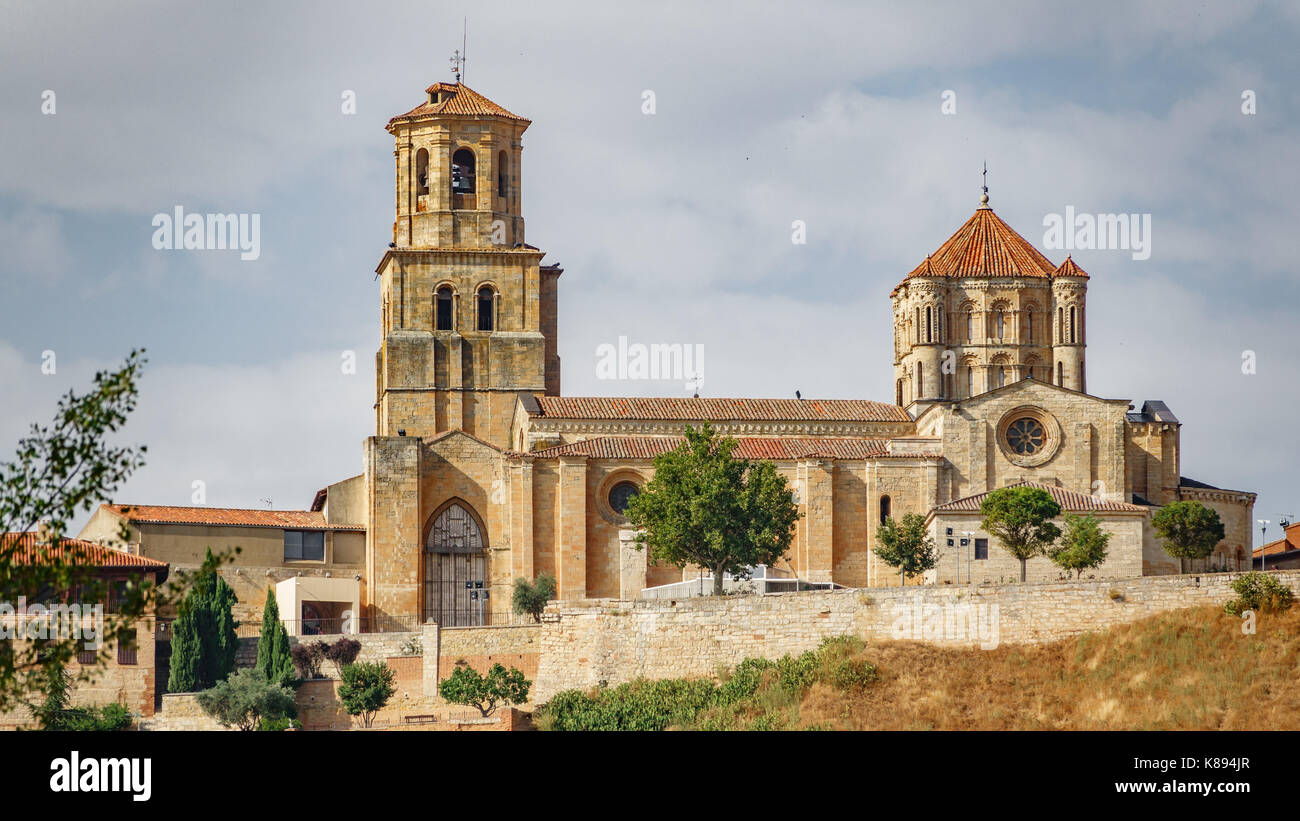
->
423 501 487 626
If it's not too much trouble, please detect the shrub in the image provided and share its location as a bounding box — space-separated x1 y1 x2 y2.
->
290 642 326 679
338 661 395 728
1225 572 1295 616
255 589 297 688
196 668 297 731
511 574 557 623
257 716 303 731
439 663 531 717
325 637 361 677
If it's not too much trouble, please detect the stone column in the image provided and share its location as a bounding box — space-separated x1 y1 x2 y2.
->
557 455 588 600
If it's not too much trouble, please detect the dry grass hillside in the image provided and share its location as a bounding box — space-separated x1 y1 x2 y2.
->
775 605 1299 730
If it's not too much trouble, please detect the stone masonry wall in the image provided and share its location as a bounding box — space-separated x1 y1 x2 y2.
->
532 570 1300 701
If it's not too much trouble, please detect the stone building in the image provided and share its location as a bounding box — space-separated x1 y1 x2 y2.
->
81 79 1256 629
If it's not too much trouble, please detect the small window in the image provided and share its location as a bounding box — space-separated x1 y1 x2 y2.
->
117 630 138 665
879 495 891 526
609 481 640 515
974 538 989 560
284 530 325 562
105 580 128 614
436 286 453 330
477 287 494 331
497 150 509 198
77 647 97 665
415 148 429 195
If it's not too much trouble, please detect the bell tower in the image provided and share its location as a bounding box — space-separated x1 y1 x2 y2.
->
374 81 562 448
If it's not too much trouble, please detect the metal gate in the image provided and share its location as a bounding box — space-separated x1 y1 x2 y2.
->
423 503 486 626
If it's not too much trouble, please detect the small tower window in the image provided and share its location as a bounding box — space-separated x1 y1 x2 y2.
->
965 308 973 342
497 150 509 198
436 286 453 331
879 495 891 526
996 309 1005 340
1027 310 1034 342
477 286 495 331
1069 306 1077 344
415 148 429 196
452 148 476 194
1056 361 1064 386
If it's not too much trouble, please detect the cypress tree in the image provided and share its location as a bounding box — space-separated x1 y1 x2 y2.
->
168 550 239 692
168 608 201 692
256 588 296 687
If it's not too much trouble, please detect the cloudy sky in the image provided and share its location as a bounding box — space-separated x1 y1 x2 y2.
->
1 0 1296 538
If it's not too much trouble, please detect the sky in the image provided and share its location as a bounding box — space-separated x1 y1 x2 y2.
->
0 0 1296 539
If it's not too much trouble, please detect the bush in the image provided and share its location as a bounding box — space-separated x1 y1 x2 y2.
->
291 642 326 679
1225 572 1295 615
511 574 557 623
196 668 297 731
257 716 303 731
338 661 395 728
439 663 531 717
325 637 361 677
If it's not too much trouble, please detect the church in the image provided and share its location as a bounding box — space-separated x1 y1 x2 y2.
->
82 79 1256 630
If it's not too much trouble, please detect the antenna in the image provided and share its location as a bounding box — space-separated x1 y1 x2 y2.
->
463 17 467 84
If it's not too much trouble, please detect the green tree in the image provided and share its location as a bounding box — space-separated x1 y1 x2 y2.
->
873 513 938 585
0 351 167 712
255 588 296 687
167 554 240 692
338 661 396 728
30 666 132 730
625 423 801 595
1152 500 1225 574
980 486 1063 582
1048 513 1111 579
439 663 531 717
511 573 556 623
195 668 297 731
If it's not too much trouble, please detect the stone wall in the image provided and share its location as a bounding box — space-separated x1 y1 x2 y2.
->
531 570 1300 701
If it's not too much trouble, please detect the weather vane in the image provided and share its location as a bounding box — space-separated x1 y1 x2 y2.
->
982 161 988 197
448 17 468 83
449 49 464 82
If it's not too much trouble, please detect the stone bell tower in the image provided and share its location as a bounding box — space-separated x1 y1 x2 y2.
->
373 81 562 448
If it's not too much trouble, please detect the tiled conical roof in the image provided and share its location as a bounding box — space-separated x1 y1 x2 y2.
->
387 82 530 130
1053 255 1090 279
898 203 1059 287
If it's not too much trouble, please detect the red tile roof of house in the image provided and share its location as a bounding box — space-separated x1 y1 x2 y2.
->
101 504 365 531
524 436 938 461
897 206 1078 288
2 533 168 570
529 397 911 423
387 82 530 129
933 481 1147 513
1253 522 1300 557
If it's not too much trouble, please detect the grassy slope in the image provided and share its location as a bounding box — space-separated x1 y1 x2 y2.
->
690 605 1300 730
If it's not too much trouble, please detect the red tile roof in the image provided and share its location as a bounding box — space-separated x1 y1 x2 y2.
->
1253 523 1300 557
524 436 937 461
898 206 1063 287
1054 255 1090 278
933 481 1147 513
2 533 168 570
530 397 911 423
101 504 365 531
387 82 530 129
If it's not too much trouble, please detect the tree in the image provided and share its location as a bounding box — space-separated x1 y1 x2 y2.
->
873 513 938 585
338 661 396 728
1152 500 1225 574
439 663 531 717
195 668 297 731
512 573 556 623
255 588 296 687
625 423 801 595
1048 513 1111 579
324 637 360 678
30 666 132 731
0 351 161 712
980 486 1062 582
167 553 240 692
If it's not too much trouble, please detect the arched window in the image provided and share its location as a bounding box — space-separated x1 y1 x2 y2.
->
435 286 453 331
965 365 974 398
896 379 903 406
965 308 974 342
925 306 932 343
1056 361 1064 386
477 286 495 331
1026 310 1034 343
451 148 476 194
497 150 509 198
996 365 1006 388
1058 307 1064 343
879 495 891 526
916 362 924 399
996 309 1005 340
1069 306 1077 343
936 308 943 343
423 502 487 627
415 148 429 195
1078 361 1085 393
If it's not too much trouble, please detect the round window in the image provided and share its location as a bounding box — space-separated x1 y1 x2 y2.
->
609 481 640 515
1005 417 1046 455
